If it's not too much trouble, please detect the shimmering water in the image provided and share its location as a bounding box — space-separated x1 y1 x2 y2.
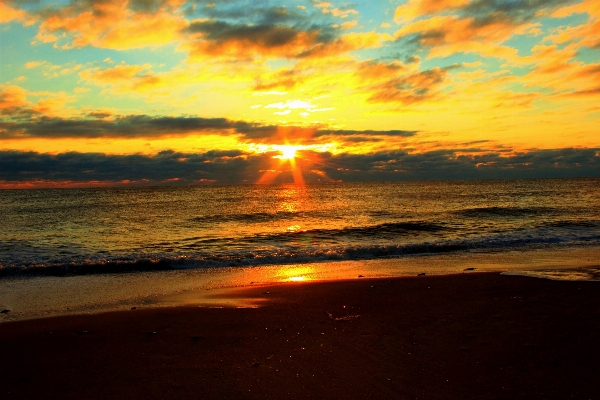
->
1 178 599 277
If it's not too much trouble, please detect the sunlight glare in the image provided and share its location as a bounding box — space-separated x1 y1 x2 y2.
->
276 145 299 160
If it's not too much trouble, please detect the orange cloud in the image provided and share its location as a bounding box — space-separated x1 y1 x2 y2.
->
25 61 43 69
299 32 390 58
392 0 572 62
356 61 450 105
315 2 359 19
79 64 164 93
394 15 529 61
528 44 578 75
254 68 304 91
552 0 600 19
0 2 27 24
549 0 600 50
356 60 410 79
250 57 363 101
547 20 600 49
509 43 600 99
340 20 358 30
394 0 470 23
0 84 77 120
31 94 75 116
0 85 30 114
36 0 186 49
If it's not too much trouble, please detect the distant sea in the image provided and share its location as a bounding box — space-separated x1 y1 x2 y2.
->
2 179 599 277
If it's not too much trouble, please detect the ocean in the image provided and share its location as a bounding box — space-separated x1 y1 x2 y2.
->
1 178 599 320
1 178 600 275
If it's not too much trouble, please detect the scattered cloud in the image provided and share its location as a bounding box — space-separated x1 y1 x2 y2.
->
35 0 187 49
25 61 42 69
0 85 31 116
0 1 29 24
393 0 569 61
357 60 454 105
79 64 162 93
0 85 75 119
315 3 358 19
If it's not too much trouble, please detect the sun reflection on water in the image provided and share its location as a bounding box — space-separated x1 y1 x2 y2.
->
286 224 301 232
277 185 307 213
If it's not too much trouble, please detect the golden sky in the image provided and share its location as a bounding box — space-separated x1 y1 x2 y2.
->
1 0 599 186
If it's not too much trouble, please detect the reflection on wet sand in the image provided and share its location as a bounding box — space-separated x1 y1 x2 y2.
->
275 265 315 282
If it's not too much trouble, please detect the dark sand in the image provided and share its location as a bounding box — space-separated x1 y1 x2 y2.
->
1 272 599 399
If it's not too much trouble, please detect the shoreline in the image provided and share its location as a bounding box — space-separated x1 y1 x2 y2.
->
1 245 600 323
1 272 599 399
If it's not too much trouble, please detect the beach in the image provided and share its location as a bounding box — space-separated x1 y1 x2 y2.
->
2 272 599 400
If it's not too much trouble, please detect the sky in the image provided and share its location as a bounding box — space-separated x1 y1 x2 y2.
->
0 0 599 187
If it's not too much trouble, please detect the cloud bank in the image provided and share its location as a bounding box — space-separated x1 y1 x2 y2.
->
1 148 598 188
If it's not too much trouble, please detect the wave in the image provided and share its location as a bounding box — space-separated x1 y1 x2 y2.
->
2 232 599 278
454 206 559 218
544 220 600 229
177 221 448 247
251 221 447 241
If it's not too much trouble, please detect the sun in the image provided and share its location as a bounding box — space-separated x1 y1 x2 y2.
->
276 145 299 160
254 143 315 185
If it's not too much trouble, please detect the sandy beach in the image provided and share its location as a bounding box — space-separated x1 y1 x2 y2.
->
1 272 598 399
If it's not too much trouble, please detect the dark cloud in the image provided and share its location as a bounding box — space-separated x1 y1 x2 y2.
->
0 149 254 185
333 136 383 143
129 0 168 13
184 18 337 60
0 112 420 142
87 111 112 119
0 115 247 139
182 1 341 60
260 6 298 24
2 148 598 186
463 0 569 27
191 1 331 30
187 20 309 47
200 3 304 25
313 129 417 138
314 148 600 181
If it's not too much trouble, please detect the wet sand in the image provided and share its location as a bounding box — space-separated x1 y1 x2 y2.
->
1 272 599 399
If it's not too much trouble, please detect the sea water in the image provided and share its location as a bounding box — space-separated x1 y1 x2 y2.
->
2 179 600 274
1 179 599 319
